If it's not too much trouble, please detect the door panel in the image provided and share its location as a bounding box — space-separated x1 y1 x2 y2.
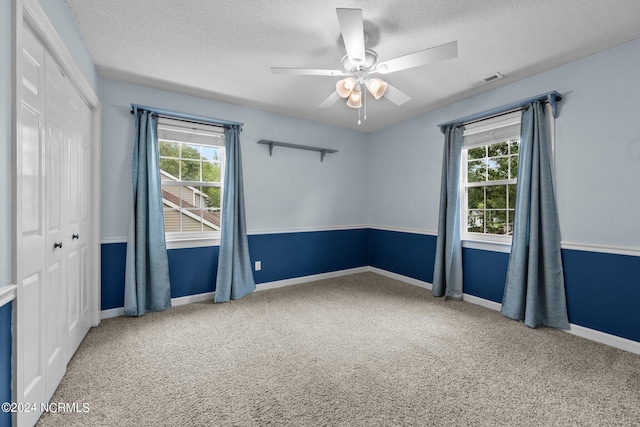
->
65 87 92 359
20 105 43 237
81 246 90 314
68 136 79 227
21 273 43 395
78 96 93 336
44 261 64 388
19 25 47 427
44 51 67 400
67 250 79 330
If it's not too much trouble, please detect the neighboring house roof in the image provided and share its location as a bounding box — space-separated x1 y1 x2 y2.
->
162 189 221 228
160 169 221 230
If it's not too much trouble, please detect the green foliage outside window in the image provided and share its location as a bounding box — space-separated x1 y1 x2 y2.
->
159 140 222 208
465 139 519 236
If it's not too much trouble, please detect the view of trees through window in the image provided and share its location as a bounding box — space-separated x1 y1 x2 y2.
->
465 139 519 236
159 139 223 233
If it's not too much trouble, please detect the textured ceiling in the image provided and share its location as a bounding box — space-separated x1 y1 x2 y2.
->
66 0 640 132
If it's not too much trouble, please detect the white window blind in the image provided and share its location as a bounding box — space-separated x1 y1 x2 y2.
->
158 117 224 147
463 111 521 148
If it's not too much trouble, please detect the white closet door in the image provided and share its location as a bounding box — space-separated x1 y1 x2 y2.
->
19 23 47 427
78 93 94 345
65 85 92 360
17 22 95 427
43 51 67 399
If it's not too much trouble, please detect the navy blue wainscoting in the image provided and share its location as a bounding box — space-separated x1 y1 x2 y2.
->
101 243 219 307
367 229 437 283
462 248 509 303
167 246 219 298
249 229 368 284
457 245 640 343
101 242 127 310
99 228 369 311
367 229 639 344
460 246 640 343
0 301 12 427
100 231 640 346
563 249 640 343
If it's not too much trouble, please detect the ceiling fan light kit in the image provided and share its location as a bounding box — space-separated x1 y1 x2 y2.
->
366 78 388 100
336 77 357 98
271 7 458 125
346 85 362 108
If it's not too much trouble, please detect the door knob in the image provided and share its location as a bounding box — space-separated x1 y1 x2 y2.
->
72 234 80 240
54 242 63 249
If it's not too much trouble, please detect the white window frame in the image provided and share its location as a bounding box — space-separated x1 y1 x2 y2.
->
157 117 225 247
460 111 522 246
460 105 555 251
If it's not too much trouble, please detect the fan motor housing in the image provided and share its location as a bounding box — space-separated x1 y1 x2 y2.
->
341 49 379 74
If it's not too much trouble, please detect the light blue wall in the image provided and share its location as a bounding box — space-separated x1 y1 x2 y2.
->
0 0 12 290
100 78 369 241
36 0 98 91
0 1 10 417
1 4 13 426
0 4 13 416
368 38 640 249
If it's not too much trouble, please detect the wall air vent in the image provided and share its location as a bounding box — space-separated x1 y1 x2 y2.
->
470 72 504 88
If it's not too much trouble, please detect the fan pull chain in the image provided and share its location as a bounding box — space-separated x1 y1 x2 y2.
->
364 86 367 121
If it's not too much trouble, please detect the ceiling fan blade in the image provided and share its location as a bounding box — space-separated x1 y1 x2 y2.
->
271 67 348 76
318 91 341 108
336 8 366 65
383 84 411 106
376 41 458 74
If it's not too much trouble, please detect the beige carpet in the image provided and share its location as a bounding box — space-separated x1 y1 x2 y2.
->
38 273 640 426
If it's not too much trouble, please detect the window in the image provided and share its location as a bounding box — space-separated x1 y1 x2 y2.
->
461 111 521 242
157 118 225 240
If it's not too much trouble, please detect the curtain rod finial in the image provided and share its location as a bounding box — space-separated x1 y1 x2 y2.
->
547 92 561 118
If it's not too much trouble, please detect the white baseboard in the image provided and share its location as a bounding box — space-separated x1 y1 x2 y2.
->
367 267 433 290
100 267 369 319
566 324 640 355
255 267 369 292
101 292 216 319
462 293 502 311
101 307 124 319
171 291 215 306
374 269 640 356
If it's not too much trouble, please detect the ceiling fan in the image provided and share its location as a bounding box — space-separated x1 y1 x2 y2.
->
271 8 458 124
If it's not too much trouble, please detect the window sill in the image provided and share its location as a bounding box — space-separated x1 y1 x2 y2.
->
166 236 221 250
462 238 511 253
